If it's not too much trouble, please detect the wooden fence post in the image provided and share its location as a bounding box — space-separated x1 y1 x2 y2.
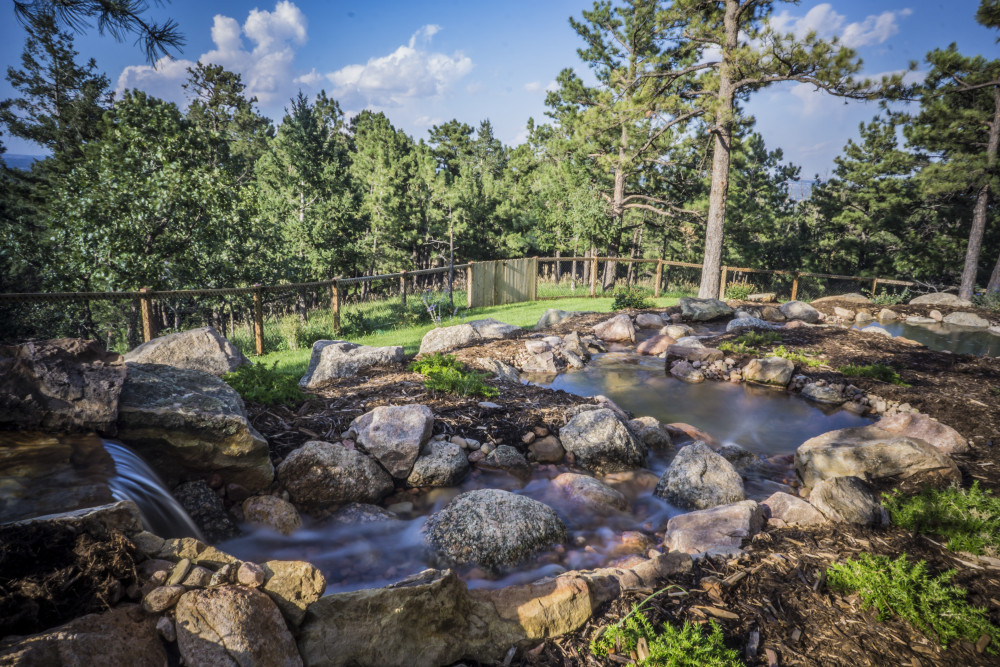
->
139 287 156 342
791 273 800 302
590 257 598 297
400 271 407 308
467 262 475 309
654 260 664 298
718 266 728 300
331 279 341 334
252 284 264 356
871 277 878 296
533 256 539 301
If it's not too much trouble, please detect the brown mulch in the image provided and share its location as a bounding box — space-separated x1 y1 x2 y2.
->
0 524 138 638
806 297 1000 328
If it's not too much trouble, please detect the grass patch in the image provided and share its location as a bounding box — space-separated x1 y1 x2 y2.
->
718 330 782 356
838 363 910 386
772 345 823 367
222 362 307 407
409 352 499 399
590 605 743 666
883 483 1000 557
826 553 998 652
724 282 758 300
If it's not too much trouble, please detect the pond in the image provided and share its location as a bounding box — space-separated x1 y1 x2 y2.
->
856 320 1000 357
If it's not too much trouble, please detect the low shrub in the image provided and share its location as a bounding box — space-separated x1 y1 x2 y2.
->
409 353 499 399
611 286 654 311
773 345 822 367
222 362 307 407
724 282 758 301
590 604 743 666
972 290 1000 312
826 553 998 652
736 330 781 347
864 287 912 305
718 340 756 355
837 363 909 386
883 483 1000 557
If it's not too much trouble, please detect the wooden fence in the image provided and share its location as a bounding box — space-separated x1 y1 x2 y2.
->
467 258 537 308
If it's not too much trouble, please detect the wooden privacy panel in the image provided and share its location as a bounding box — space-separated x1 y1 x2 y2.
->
470 258 537 308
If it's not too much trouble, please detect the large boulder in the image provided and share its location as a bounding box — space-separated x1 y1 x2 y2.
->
475 357 520 383
800 382 844 405
424 489 567 569
727 316 777 332
469 318 523 339
795 425 961 489
418 319 522 355
243 495 302 536
559 408 647 474
173 480 240 542
636 334 676 356
742 357 794 386
124 326 248 376
942 311 990 328
535 309 591 329
0 604 166 666
115 363 273 491
654 441 745 510
808 476 887 526
811 293 871 305
406 440 471 487
0 338 126 433
760 492 828 527
627 416 673 450
662 500 766 556
299 340 404 389
175 585 302 667
909 292 973 307
551 472 628 512
779 301 821 323
350 404 435 479
669 360 705 383
874 412 969 455
276 441 393 512
635 313 666 329
593 314 636 343
664 345 724 363
678 297 733 321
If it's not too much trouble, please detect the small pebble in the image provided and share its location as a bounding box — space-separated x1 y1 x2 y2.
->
236 562 266 588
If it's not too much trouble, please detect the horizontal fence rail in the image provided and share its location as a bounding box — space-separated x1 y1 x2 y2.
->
2 256 956 356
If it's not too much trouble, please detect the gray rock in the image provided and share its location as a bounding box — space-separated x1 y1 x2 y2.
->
300 340 404 389
125 326 249 376
635 313 666 329
855 311 875 323
627 416 673 450
176 585 303 667
277 441 393 512
116 363 273 491
679 297 734 321
746 293 777 303
942 311 990 328
551 473 628 512
717 443 761 474
351 404 435 479
811 293 871 305
261 560 326 628
327 503 398 525
593 314 636 343
779 300 821 323
636 334 676 356
559 408 647 474
875 412 969 455
665 345 723 364
560 331 590 359
520 351 559 373
661 324 694 339
800 382 845 405
242 495 302 535
0 338 126 433
795 425 962 489
742 357 794 386
482 445 532 479
726 316 778 332
905 315 938 325
142 585 186 613
909 292 973 307
469 318 523 340
173 480 240 542
535 309 591 329
673 335 705 348
529 435 565 463
662 500 765 556
475 357 520 383
808 476 887 526
654 441 745 510
424 489 568 569
419 323 480 355
861 325 893 338
759 306 786 322
669 360 705 383
407 440 471 487
878 309 899 320
760 492 828 527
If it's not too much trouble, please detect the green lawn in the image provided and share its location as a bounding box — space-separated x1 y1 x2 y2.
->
256 295 681 376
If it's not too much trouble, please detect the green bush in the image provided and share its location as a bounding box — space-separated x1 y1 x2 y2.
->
724 282 758 301
222 362 307 407
883 483 1000 557
773 344 822 367
864 287 912 305
736 330 781 347
611 286 654 311
276 314 305 351
826 553 998 651
590 605 743 666
838 363 909 386
973 290 1000 312
409 353 499 399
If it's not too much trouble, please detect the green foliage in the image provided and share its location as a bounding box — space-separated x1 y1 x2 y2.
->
409 353 499 399
773 345 822 367
590 606 743 666
611 286 654 311
864 287 913 305
838 363 910 386
973 291 1000 312
724 282 758 300
718 341 755 355
222 362 307 407
276 315 331 352
883 483 1000 556
826 553 998 651
718 330 781 355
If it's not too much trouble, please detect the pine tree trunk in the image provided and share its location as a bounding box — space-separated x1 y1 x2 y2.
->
987 250 1000 292
959 85 1000 299
698 0 739 299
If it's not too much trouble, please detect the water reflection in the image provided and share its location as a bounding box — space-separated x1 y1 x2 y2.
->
855 321 1000 357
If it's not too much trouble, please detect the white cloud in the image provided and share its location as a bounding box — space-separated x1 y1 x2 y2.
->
524 81 543 92
769 4 911 48
116 1 308 106
326 25 473 107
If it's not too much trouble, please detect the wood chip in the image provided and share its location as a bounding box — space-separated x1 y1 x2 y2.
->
791 627 802 643
636 638 650 662
765 647 780 667
746 630 760 659
724 571 747 587
694 605 739 620
976 633 992 654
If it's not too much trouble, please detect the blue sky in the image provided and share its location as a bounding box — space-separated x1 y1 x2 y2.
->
1 1 997 178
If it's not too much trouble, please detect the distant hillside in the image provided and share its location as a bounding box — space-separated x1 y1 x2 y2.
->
1 154 43 170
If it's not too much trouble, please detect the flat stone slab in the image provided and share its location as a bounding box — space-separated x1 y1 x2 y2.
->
125 326 248 377
300 340 404 389
663 500 766 556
